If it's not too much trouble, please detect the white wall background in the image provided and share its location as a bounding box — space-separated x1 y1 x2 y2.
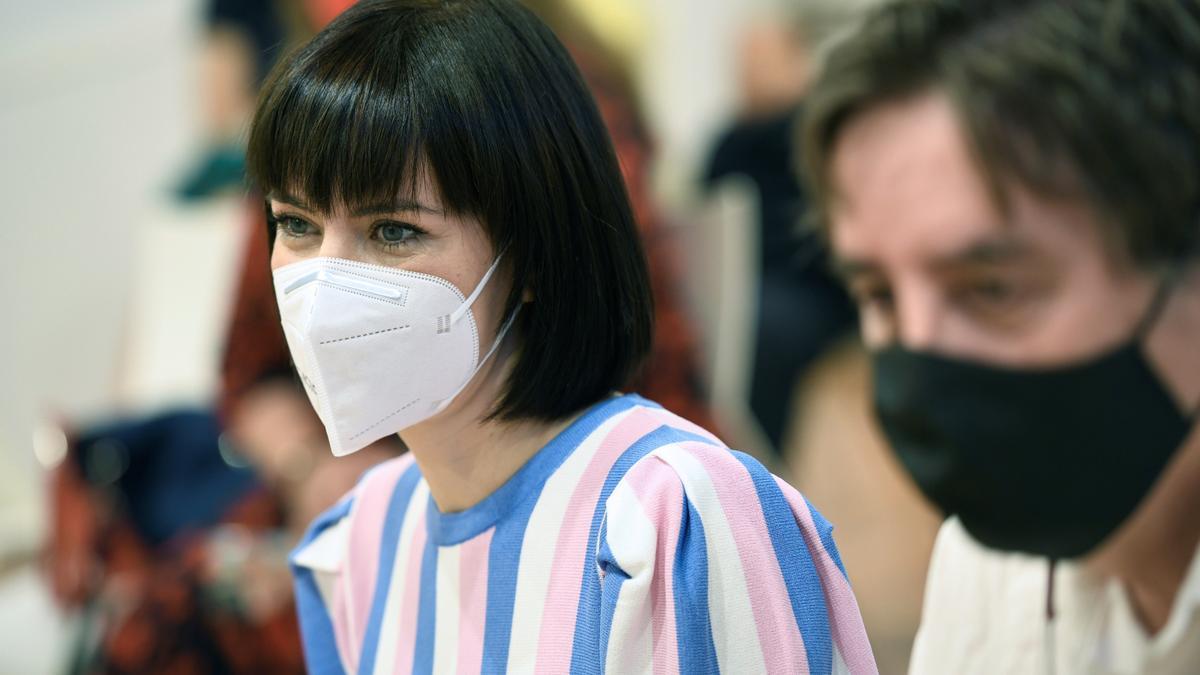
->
0 2 206 671
0 0 205 546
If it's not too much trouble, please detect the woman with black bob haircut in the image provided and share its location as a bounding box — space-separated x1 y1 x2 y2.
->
250 1 875 672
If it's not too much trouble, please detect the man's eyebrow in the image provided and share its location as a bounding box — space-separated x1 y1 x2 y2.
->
930 236 1034 270
832 257 883 281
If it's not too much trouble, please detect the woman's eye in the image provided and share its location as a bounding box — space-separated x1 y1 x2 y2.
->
374 222 420 247
275 216 314 238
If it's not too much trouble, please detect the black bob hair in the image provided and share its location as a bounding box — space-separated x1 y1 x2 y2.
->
247 0 654 422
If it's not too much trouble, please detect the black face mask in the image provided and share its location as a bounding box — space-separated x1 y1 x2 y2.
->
872 277 1198 559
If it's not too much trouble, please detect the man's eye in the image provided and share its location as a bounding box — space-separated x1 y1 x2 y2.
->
852 284 894 311
963 280 1019 305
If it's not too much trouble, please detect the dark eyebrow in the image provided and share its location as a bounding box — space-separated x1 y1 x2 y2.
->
831 257 883 282
830 234 1037 283
265 193 444 217
266 192 313 212
350 200 445 217
929 236 1034 271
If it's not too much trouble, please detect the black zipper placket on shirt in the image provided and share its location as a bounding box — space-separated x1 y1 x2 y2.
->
1044 558 1059 675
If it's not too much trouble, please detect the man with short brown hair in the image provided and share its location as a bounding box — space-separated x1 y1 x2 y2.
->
801 1 1200 671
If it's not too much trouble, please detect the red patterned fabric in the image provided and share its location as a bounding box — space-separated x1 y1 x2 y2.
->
218 202 291 423
571 46 719 432
45 451 305 675
304 0 357 30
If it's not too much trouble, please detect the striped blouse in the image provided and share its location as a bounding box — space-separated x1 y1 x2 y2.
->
291 394 877 674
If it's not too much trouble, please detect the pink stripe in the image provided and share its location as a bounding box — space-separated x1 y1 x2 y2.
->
457 529 493 675
624 457 684 675
342 455 417 658
774 476 878 675
679 442 809 674
533 407 665 673
391 500 430 674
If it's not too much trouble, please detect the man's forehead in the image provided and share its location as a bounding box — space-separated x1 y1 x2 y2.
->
832 228 1038 279
825 93 1097 273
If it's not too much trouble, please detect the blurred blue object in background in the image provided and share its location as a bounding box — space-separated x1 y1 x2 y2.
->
72 409 259 547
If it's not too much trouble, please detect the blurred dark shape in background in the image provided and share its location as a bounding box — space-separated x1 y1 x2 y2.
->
703 7 858 454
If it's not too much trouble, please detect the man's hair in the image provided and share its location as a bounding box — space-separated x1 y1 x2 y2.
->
801 0 1200 266
247 0 653 422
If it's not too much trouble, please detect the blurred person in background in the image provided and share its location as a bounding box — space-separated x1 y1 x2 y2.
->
177 0 355 200
45 410 303 674
802 0 1200 672
45 406 396 674
703 3 861 454
248 0 875 672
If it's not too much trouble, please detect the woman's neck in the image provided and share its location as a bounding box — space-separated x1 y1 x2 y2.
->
398 345 575 514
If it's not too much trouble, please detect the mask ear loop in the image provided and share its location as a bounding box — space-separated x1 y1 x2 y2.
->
1133 265 1183 341
1135 264 1200 421
451 253 505 325
432 305 521 414
433 251 517 414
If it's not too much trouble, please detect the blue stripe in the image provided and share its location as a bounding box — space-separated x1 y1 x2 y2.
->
356 462 424 675
480 394 643 672
294 566 350 675
291 497 355 675
806 497 848 579
733 451 832 674
594 518 629 664
569 425 716 675
411 538 440 673
674 494 718 673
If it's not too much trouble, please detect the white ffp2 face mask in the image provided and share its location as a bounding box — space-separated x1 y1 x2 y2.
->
272 255 512 456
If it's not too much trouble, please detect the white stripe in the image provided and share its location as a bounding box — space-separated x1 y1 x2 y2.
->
432 544 461 674
293 519 348 640
602 478 657 674
293 517 348 573
505 407 639 671
372 481 431 675
652 444 767 674
834 645 851 675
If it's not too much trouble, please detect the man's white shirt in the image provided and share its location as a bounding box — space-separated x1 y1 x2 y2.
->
910 517 1200 674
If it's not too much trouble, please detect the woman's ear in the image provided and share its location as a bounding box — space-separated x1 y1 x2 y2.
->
522 287 535 303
